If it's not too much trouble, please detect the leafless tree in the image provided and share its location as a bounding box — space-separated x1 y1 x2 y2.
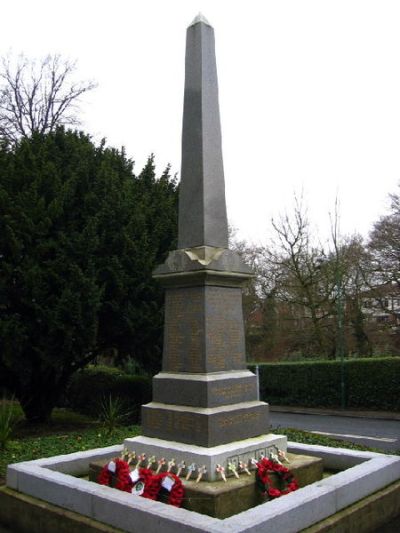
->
247 195 371 359
368 189 400 288
0 54 96 144
366 187 400 350
265 196 336 356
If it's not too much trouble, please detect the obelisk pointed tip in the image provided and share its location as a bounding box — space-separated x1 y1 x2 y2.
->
189 12 212 27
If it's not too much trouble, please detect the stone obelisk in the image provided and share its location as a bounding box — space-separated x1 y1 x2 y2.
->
125 14 286 481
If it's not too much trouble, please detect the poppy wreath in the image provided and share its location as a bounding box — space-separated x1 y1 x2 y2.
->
256 458 299 499
140 468 162 500
98 462 185 507
98 458 133 492
158 472 185 507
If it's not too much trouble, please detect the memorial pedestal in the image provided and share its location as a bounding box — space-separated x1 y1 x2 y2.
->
89 452 323 518
140 248 276 478
124 434 287 482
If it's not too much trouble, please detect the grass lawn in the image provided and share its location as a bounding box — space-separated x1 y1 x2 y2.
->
0 403 141 484
0 402 394 485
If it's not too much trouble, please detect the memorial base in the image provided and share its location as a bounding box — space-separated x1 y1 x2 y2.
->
89 452 323 519
123 433 287 482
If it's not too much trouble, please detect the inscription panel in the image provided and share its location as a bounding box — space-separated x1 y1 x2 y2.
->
211 381 255 404
208 403 269 446
142 406 206 445
217 411 259 428
162 285 247 374
205 286 246 371
142 402 269 447
153 374 258 408
163 287 205 372
143 407 203 435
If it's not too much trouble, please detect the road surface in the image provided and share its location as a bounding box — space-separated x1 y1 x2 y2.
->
270 411 400 452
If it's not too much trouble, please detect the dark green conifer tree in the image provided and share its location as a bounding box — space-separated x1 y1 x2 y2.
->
0 129 178 421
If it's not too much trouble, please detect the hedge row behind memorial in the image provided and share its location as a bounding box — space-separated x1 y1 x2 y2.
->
66 366 152 422
251 357 400 411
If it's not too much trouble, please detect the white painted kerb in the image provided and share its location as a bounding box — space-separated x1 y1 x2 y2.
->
6 443 400 533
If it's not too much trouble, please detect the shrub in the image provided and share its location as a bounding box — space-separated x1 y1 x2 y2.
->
66 366 152 422
0 398 18 449
99 395 129 434
250 357 400 411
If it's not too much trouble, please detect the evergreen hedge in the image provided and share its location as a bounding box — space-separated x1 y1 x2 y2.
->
66 366 152 422
249 357 400 411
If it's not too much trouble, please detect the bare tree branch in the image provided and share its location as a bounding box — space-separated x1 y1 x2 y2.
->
0 53 97 143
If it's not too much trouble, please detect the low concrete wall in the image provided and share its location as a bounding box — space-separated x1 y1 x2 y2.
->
287 442 382 470
6 443 400 533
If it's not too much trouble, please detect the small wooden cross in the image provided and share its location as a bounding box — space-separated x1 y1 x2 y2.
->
196 465 207 483
227 462 240 478
278 449 290 463
186 463 197 480
120 447 129 460
167 458 176 473
147 455 156 469
269 450 282 465
127 451 136 465
156 457 166 474
216 464 227 482
239 461 251 475
176 460 186 477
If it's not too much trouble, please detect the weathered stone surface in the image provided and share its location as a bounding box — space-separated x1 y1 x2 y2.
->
6 446 123 484
124 433 288 482
3 477 400 533
287 443 381 470
317 456 400 511
178 18 228 249
12 466 95 516
141 401 269 447
304 479 400 532
162 286 247 374
152 371 259 408
0 486 122 533
153 248 253 278
182 452 322 518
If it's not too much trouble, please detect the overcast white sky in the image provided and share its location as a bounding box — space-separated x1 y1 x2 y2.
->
2 0 400 246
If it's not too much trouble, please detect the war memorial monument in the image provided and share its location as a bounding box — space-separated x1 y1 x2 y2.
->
2 14 400 533
124 12 284 478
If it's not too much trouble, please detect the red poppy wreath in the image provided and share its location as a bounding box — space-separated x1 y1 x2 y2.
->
256 457 299 499
98 459 184 507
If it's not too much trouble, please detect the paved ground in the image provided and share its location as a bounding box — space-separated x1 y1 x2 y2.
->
270 406 400 452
